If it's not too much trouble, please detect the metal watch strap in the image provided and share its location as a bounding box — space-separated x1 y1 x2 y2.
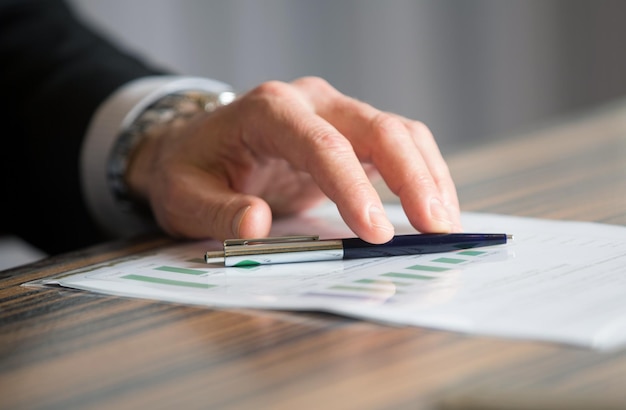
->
107 90 236 210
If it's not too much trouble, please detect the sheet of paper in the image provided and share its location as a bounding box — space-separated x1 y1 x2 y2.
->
33 202 626 350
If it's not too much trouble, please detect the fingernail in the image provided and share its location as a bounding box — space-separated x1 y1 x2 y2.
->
452 215 464 232
369 205 394 234
429 198 454 231
232 205 251 237
451 223 464 233
448 207 463 232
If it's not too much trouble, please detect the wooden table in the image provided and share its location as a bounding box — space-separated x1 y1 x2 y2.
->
1 100 625 410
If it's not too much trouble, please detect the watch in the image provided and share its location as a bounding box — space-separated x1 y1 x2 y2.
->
107 89 236 210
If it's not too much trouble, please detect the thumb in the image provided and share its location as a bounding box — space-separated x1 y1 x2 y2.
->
150 168 273 241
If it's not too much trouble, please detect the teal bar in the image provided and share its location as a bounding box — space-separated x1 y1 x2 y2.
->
155 265 206 275
406 264 450 272
457 250 486 256
432 257 466 264
382 272 435 280
355 279 411 286
122 274 215 289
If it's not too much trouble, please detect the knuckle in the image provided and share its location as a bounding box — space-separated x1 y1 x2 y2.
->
303 129 354 172
413 171 435 187
308 128 351 154
396 171 435 198
406 120 434 140
293 76 332 91
350 179 375 197
249 80 291 99
370 113 407 145
239 81 293 121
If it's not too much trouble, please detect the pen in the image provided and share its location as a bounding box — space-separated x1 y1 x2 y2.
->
204 233 513 267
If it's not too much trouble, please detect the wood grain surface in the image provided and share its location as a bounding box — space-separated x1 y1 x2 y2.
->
2 100 625 410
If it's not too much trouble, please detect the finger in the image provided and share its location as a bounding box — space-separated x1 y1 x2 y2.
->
150 164 273 240
399 116 462 230
316 98 458 233
370 115 458 233
237 81 395 243
290 77 459 232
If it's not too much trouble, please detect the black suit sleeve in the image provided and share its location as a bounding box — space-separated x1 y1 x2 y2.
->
0 0 168 255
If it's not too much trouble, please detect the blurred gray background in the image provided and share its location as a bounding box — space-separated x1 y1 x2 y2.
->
68 0 626 155
66 0 626 154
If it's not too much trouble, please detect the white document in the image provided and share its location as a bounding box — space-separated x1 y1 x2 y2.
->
35 202 626 350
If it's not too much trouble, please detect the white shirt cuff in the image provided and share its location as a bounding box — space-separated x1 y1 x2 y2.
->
80 75 234 239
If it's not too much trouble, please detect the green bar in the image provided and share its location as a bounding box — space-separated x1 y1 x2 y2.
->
329 285 396 294
355 279 411 286
382 272 435 280
406 264 450 272
122 274 215 289
457 250 486 256
155 265 207 275
432 257 466 264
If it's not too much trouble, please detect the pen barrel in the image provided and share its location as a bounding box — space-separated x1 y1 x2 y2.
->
224 240 343 267
342 233 508 259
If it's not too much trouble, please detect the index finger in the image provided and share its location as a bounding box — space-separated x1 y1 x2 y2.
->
236 81 396 243
292 78 461 233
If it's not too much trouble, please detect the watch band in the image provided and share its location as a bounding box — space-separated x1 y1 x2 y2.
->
107 89 236 210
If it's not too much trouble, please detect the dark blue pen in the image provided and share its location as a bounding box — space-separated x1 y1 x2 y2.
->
205 233 513 267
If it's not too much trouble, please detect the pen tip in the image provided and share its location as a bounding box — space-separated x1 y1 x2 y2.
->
506 234 514 241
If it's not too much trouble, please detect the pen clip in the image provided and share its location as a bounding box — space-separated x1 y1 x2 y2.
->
224 235 320 248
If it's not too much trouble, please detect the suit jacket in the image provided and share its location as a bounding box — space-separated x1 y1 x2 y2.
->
0 0 166 255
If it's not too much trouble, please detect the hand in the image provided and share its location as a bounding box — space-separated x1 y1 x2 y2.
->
126 77 461 244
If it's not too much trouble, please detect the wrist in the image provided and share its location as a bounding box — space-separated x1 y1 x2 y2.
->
108 90 236 212
81 76 235 238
